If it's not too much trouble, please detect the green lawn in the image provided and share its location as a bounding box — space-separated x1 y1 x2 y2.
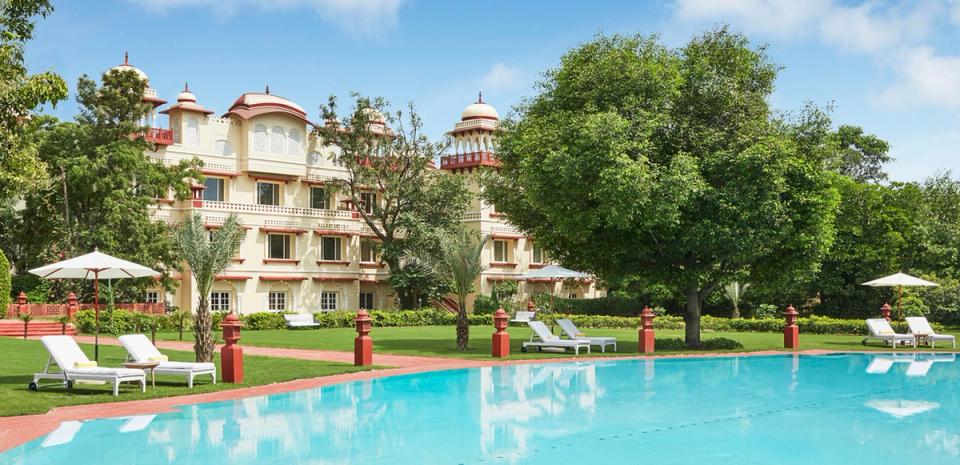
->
0 337 374 417
156 325 960 359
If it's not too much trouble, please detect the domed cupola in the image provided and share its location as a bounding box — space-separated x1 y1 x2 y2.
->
441 92 500 172
160 83 214 116
460 92 500 121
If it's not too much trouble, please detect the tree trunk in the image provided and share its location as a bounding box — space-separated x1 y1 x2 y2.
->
194 298 215 363
685 286 702 349
731 304 740 319
455 296 469 350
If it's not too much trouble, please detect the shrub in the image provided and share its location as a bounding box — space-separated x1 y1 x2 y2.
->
753 304 779 319
74 309 173 334
241 312 288 330
551 295 646 316
655 337 744 351
473 295 500 315
0 250 9 319
921 278 960 325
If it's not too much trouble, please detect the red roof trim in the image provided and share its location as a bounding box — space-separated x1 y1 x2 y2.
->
314 229 354 237
311 276 358 282
259 226 307 235
215 274 252 281
250 174 296 183
259 275 307 282
200 169 240 178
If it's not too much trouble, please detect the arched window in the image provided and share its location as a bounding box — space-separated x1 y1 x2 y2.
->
307 151 322 166
287 129 302 156
270 126 285 154
214 139 233 156
185 117 199 146
252 124 267 152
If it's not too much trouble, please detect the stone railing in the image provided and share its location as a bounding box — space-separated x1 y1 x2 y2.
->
197 200 358 219
439 151 499 170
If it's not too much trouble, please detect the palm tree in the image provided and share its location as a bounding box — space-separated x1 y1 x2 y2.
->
723 281 751 319
174 212 244 362
427 228 488 350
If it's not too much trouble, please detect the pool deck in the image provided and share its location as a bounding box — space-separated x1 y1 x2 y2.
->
0 345 834 452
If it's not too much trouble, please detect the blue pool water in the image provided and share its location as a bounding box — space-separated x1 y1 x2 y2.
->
2 353 959 464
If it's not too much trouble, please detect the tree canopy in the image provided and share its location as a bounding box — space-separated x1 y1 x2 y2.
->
0 0 67 202
314 94 470 308
7 69 198 301
485 29 839 347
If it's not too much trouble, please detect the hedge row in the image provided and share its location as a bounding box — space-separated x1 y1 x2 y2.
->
76 308 944 337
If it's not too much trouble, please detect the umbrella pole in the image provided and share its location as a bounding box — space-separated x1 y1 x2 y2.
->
94 271 100 362
897 285 903 321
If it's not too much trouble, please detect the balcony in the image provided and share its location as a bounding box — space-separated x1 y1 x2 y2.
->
440 151 500 171
143 128 173 145
194 200 360 220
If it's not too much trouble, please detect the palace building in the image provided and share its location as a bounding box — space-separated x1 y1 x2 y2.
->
118 56 604 314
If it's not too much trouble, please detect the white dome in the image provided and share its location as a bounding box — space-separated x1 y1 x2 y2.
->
461 101 499 121
108 53 148 82
176 84 196 103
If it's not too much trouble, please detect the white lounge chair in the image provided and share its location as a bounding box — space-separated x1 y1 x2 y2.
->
284 314 320 328
521 321 591 355
556 318 617 352
119 334 216 388
862 319 916 348
31 335 145 396
905 317 956 348
511 311 535 324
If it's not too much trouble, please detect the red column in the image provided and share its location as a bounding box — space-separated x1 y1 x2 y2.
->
220 313 244 383
880 303 892 321
66 292 78 319
527 300 535 311
492 308 510 357
354 310 373 366
638 306 655 353
783 304 799 349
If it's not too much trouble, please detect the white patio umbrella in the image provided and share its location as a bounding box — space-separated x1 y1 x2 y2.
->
518 265 591 309
862 272 938 319
29 248 160 361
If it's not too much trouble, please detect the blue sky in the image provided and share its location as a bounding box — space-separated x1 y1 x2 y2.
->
26 0 960 182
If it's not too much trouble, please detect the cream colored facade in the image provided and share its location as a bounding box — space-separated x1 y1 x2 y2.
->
121 59 603 315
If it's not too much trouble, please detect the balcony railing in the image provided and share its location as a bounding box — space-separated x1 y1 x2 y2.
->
440 151 500 170
197 200 359 219
143 128 173 145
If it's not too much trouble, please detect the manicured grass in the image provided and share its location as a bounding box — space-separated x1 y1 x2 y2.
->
0 337 373 417
156 324 960 360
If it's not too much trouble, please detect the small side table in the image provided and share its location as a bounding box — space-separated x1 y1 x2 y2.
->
123 361 160 388
914 334 928 349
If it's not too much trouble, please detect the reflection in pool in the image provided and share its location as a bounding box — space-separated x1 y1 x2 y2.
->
3 353 959 464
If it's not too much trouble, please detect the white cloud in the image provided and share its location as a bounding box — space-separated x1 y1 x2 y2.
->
874 46 960 107
478 63 523 92
672 0 960 108
674 0 831 39
127 0 404 37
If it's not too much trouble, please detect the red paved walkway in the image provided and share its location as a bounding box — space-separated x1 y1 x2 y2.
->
0 346 833 452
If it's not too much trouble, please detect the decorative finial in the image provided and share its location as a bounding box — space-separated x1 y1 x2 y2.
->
265 85 270 94
477 91 483 104
184 82 190 92
123 51 129 65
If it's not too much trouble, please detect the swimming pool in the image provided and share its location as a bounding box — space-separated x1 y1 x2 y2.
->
2 353 958 464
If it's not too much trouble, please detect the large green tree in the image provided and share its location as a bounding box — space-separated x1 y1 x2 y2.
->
314 94 469 308
828 125 891 183
0 0 67 202
11 69 198 301
485 30 839 347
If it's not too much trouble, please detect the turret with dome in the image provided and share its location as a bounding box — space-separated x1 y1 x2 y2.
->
105 52 171 144
441 92 500 172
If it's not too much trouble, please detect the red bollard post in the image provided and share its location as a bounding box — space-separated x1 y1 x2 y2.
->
783 304 799 349
66 292 78 319
17 291 27 316
880 303 892 322
638 306 655 353
492 308 510 357
527 300 535 311
354 310 373 366
220 312 244 383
